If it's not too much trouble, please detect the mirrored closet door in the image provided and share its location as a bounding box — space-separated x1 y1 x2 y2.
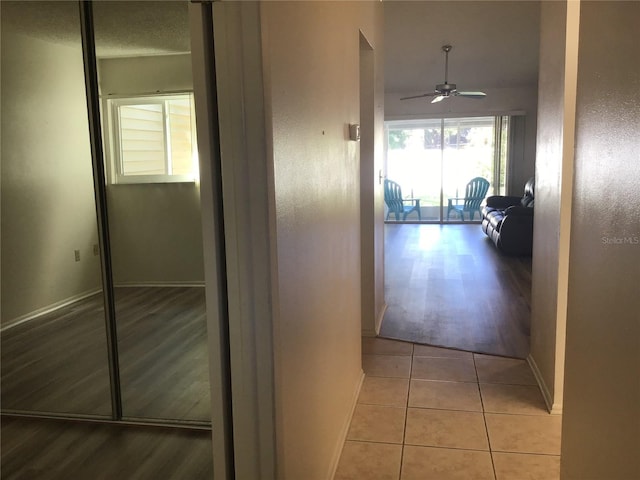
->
1 0 211 426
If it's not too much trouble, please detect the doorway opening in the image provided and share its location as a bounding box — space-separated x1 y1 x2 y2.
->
379 115 531 358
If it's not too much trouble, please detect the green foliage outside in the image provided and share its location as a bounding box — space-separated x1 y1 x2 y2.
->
388 130 409 149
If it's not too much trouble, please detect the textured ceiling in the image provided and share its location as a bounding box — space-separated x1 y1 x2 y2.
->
3 0 540 91
384 1 541 94
1 0 190 57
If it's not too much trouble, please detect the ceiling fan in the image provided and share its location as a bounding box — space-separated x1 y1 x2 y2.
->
401 45 487 103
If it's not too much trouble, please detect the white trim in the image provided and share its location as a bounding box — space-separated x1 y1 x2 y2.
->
527 354 563 415
107 93 198 185
328 371 365 480
385 110 527 122
215 3 277 478
113 175 197 184
102 89 194 99
190 4 236 479
375 303 387 336
1 288 102 332
112 282 205 288
193 3 277 479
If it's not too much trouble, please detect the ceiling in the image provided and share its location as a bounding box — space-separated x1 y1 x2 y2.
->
384 1 541 94
1 1 189 57
3 1 540 91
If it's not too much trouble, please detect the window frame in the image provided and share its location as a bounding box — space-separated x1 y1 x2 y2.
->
105 92 198 185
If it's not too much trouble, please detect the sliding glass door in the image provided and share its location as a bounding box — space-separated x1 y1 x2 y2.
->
385 116 510 223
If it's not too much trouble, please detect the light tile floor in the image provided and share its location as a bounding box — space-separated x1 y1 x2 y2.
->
335 338 562 480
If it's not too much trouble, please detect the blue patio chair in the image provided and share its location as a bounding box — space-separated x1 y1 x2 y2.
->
384 179 421 221
447 177 490 221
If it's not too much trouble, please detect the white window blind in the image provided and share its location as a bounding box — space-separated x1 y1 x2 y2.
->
109 94 198 184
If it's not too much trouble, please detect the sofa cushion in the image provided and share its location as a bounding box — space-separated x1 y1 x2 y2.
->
486 210 505 229
482 206 499 216
505 205 534 216
485 195 522 210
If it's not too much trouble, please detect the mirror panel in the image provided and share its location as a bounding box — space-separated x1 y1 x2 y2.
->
92 1 211 423
1 0 111 416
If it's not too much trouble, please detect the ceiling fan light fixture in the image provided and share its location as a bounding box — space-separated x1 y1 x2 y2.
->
401 44 486 103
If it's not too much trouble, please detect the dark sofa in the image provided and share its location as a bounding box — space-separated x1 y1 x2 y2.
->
481 177 535 255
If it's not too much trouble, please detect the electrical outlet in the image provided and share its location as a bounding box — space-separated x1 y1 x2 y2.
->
93 244 100 256
74 250 81 262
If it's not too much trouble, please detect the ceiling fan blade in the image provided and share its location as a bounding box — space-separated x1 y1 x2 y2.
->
431 95 447 103
455 91 487 99
400 92 437 100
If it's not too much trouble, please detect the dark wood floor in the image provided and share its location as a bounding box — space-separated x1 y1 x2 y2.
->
380 224 532 358
1 287 210 422
0 416 213 480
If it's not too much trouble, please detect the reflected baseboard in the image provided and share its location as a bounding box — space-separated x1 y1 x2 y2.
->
113 282 205 288
1 410 212 431
1 284 205 332
1 288 102 332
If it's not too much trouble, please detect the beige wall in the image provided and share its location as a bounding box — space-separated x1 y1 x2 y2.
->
529 0 575 414
1 29 102 324
98 54 193 96
561 1 640 478
105 184 204 285
259 2 383 478
98 55 204 285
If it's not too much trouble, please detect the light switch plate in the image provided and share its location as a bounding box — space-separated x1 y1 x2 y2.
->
349 123 360 141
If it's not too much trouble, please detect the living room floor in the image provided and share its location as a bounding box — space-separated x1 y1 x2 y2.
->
381 224 532 359
335 337 561 480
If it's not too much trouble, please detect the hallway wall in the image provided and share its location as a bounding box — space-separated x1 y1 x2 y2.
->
259 2 384 478
561 1 640 478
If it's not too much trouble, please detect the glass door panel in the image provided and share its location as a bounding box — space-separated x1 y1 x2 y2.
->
1 1 111 416
92 1 210 423
442 117 496 222
386 120 442 222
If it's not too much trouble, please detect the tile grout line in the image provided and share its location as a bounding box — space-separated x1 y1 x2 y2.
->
397 343 415 480
474 353 498 480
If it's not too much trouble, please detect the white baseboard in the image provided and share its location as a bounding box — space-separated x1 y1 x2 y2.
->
1 288 102 332
113 281 205 288
2 283 206 332
527 354 563 415
328 370 365 480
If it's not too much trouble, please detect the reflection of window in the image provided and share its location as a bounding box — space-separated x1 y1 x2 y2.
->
108 94 198 184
